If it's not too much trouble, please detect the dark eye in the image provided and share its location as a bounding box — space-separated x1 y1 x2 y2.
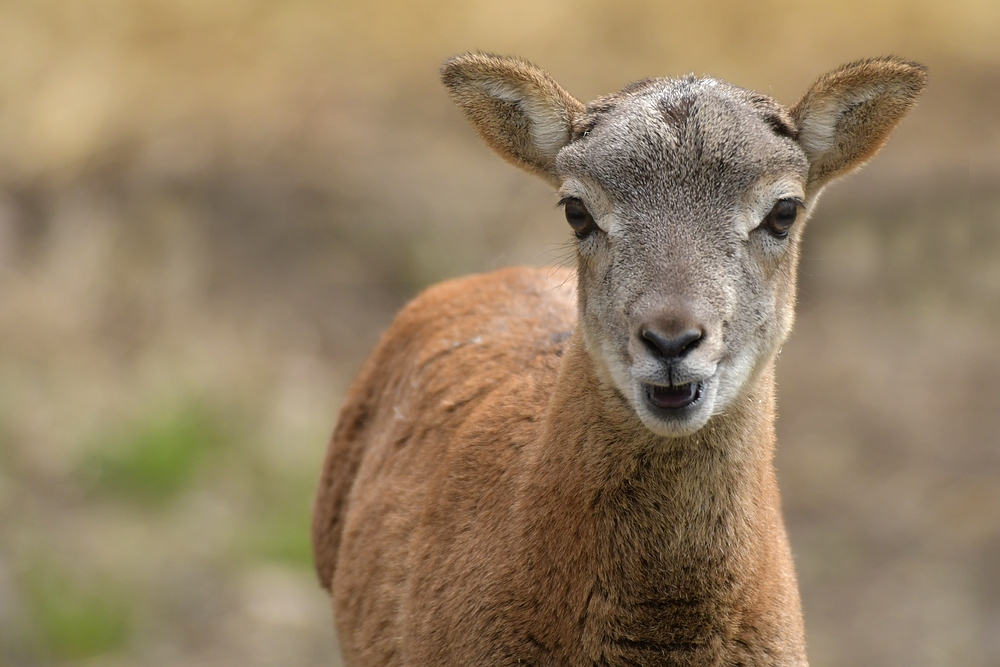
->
761 198 801 239
561 197 598 239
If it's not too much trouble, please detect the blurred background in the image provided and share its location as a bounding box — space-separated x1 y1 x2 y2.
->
0 1 997 665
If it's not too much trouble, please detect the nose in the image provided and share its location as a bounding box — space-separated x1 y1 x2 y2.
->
639 316 704 359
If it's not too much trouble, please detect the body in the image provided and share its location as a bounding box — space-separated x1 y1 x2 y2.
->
314 54 926 666
315 267 803 665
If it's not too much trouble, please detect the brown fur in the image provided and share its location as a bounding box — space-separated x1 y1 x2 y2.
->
313 55 926 666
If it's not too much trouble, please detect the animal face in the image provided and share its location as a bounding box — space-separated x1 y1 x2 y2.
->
441 53 926 437
556 79 809 435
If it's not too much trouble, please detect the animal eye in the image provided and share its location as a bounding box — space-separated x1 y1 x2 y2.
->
761 199 801 239
561 197 598 239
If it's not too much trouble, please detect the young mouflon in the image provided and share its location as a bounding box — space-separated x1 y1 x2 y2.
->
313 54 926 666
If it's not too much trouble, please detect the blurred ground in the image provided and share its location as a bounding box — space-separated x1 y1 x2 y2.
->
0 1 997 666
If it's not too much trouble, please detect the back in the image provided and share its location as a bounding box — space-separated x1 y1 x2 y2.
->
312 266 575 659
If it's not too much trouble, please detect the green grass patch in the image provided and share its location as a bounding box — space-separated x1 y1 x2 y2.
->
21 563 132 662
251 507 314 567
81 402 229 505
244 473 316 569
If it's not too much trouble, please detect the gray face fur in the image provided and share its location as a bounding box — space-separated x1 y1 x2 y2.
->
557 78 809 436
441 53 927 438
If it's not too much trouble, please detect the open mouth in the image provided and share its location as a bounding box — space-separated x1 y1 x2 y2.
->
645 382 703 410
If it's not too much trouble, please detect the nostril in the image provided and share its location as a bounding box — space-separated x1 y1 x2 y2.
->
641 327 703 359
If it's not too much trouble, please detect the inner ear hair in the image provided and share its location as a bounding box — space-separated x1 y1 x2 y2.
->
790 56 927 189
441 53 584 184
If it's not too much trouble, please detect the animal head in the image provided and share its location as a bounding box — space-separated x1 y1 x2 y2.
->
442 53 925 437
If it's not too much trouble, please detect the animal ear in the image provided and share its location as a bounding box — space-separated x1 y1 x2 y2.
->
441 53 584 185
791 57 927 191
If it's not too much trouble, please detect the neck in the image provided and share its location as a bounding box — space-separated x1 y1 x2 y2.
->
538 333 778 509
515 333 804 663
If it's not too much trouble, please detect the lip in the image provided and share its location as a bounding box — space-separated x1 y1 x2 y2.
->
644 382 703 411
